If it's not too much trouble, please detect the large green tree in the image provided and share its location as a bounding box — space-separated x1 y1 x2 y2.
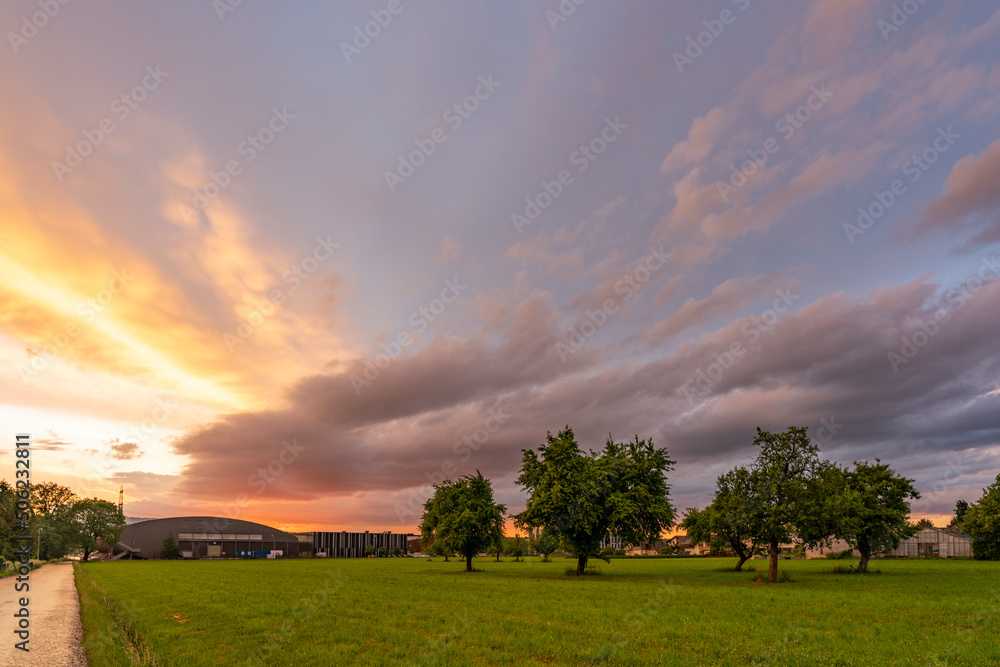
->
71 498 127 561
681 466 763 571
516 428 676 575
419 472 506 572
31 482 80 560
830 460 920 573
745 427 833 583
961 475 1000 561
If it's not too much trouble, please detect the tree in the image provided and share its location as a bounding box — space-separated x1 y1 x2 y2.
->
516 428 676 575
30 482 78 516
504 535 528 561
530 528 559 561
378 547 388 557
426 540 449 562
0 481 22 563
71 498 127 561
161 532 182 560
961 475 1000 561
831 460 920 573
745 427 832 583
419 472 506 572
681 466 763 571
914 518 935 529
947 500 970 531
363 545 375 557
29 482 80 560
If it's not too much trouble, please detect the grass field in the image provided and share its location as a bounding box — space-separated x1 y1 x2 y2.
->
76 556 1000 666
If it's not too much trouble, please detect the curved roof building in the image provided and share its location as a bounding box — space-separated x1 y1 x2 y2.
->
117 516 307 559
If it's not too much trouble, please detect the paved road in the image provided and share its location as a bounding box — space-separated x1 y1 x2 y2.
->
0 562 87 667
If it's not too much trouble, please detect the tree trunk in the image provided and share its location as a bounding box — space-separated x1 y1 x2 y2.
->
466 554 473 572
576 555 588 575
735 554 749 571
857 545 871 574
495 551 500 562
768 539 779 583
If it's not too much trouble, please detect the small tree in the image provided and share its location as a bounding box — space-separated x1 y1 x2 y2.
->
914 518 935 529
504 535 528 562
161 533 182 560
364 545 375 558
961 475 1000 560
682 466 763 571
391 547 402 557
419 472 506 572
830 461 920 573
947 500 970 532
530 528 559 561
378 547 388 558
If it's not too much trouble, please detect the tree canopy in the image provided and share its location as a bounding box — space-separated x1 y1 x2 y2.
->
516 427 676 575
744 427 834 582
830 460 919 573
961 474 1000 561
72 498 127 561
681 466 763 571
419 472 506 572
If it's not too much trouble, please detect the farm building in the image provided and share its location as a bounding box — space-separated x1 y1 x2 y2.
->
887 528 972 558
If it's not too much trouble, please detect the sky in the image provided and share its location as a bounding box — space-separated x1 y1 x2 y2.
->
2 0 998 534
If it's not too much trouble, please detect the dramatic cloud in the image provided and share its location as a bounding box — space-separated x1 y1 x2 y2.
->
2 0 998 531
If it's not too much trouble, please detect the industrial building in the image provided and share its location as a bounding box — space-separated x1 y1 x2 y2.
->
313 531 411 558
115 517 308 559
113 517 413 560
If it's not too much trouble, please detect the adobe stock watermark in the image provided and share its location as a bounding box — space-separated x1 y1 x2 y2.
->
18 269 135 383
715 84 833 202
672 0 755 74
51 66 169 182
555 246 670 362
887 255 998 374
7 0 72 55
394 405 510 525
180 107 296 222
511 116 628 234
545 0 591 32
340 0 417 64
878 0 932 41
213 0 245 21
384 75 501 192
844 126 960 245
351 277 467 394
222 236 339 352
680 287 799 405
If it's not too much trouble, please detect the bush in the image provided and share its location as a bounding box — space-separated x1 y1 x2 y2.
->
614 549 626 556
599 547 615 558
824 549 855 560
299 551 311 558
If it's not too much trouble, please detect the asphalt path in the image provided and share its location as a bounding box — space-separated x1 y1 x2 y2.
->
0 562 87 666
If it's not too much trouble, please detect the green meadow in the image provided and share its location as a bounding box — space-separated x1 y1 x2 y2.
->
76 557 1000 666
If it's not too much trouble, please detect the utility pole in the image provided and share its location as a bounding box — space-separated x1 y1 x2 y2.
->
118 485 124 514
